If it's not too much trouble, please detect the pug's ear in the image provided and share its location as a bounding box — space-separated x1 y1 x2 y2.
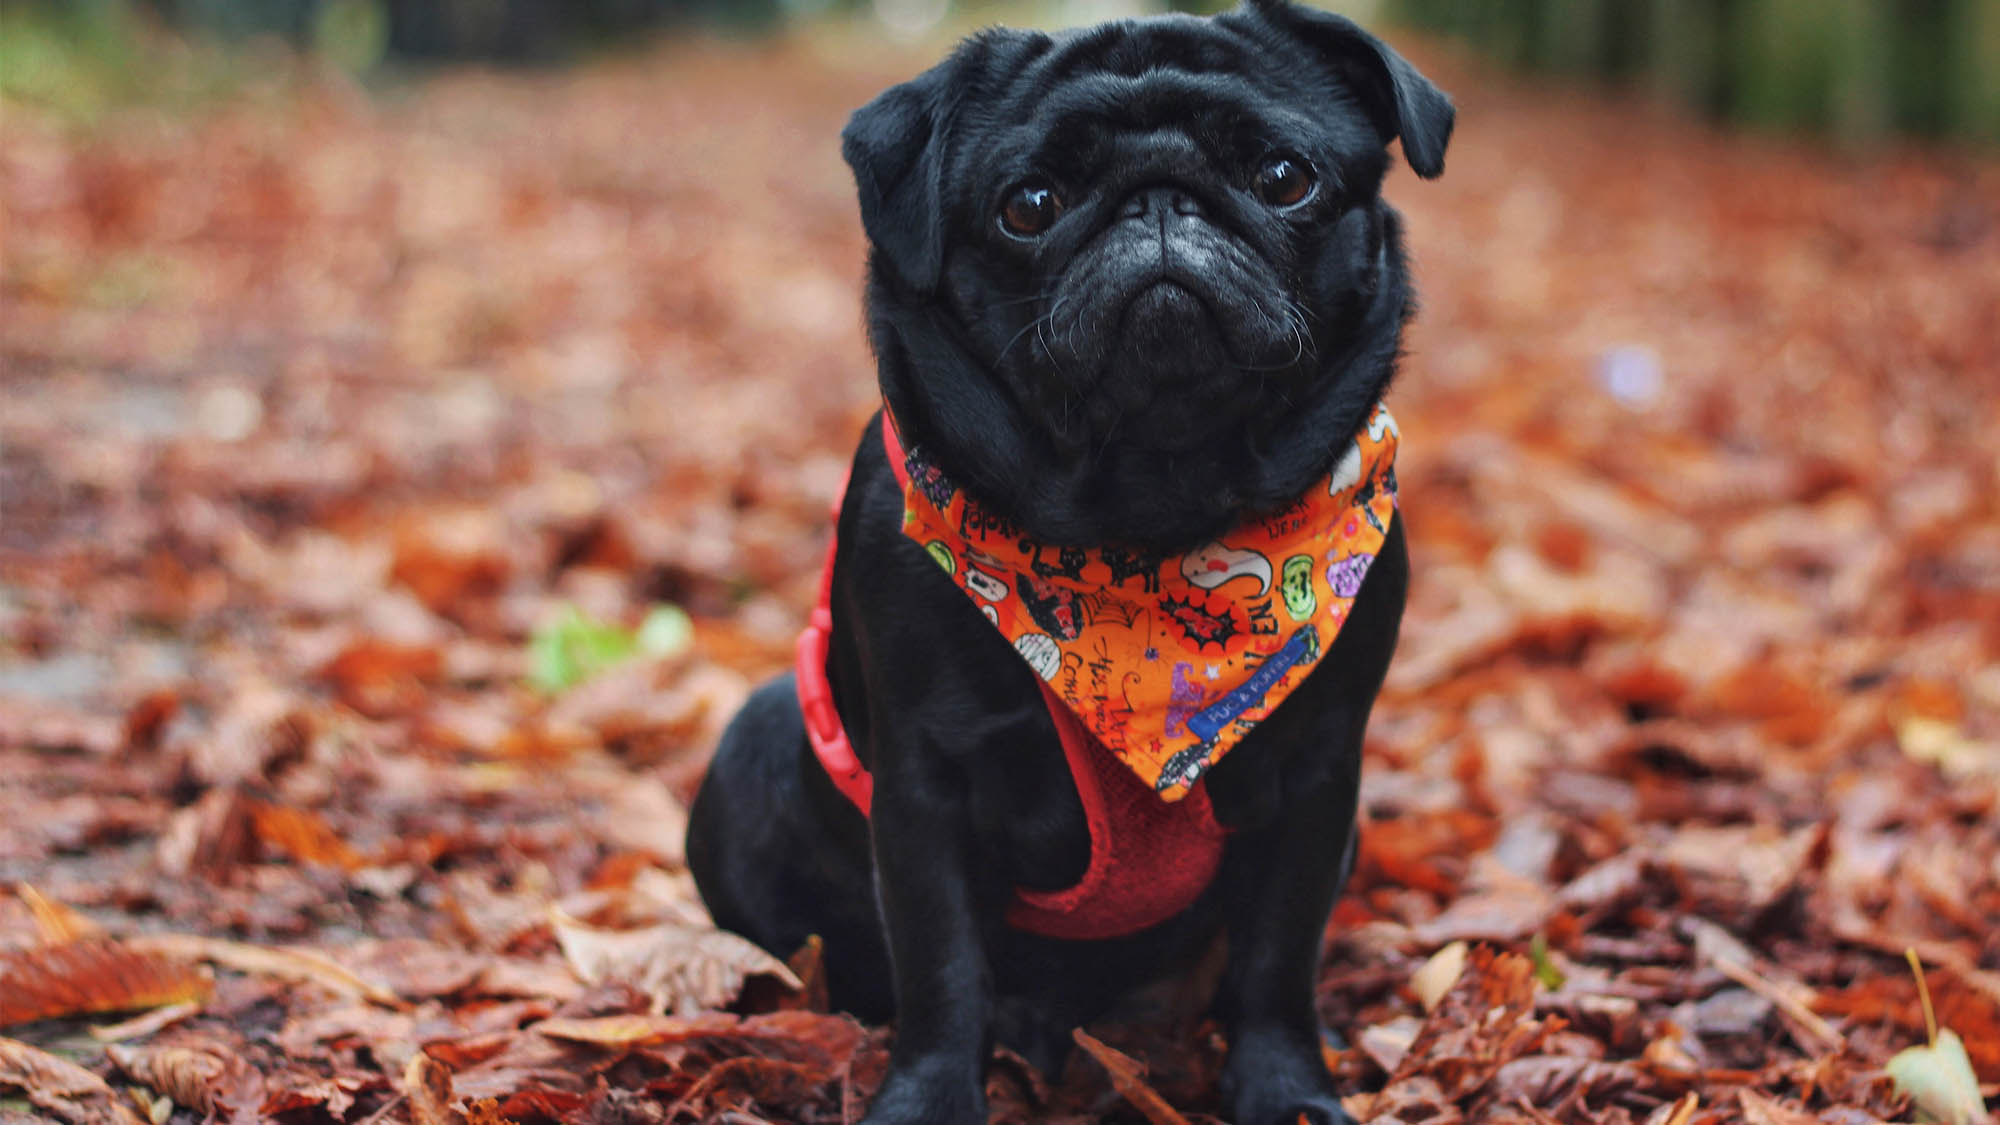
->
1244 0 1455 179
844 30 1043 292
843 67 953 292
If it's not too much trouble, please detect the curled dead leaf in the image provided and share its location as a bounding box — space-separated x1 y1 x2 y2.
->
0 1035 148 1124
548 906 799 1016
405 1052 467 1125
105 1043 228 1116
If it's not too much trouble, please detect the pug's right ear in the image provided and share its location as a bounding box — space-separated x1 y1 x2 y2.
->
843 32 1039 294
842 58 965 294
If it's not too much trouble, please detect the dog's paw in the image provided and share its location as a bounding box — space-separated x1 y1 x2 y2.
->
860 1060 986 1125
1221 1034 1354 1125
1266 1100 1356 1125
1226 1093 1355 1125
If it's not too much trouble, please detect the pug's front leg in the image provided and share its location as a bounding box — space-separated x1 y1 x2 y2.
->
861 769 994 1124
1215 760 1365 1125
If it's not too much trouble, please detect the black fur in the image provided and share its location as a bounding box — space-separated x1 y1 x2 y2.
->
687 3 1448 1121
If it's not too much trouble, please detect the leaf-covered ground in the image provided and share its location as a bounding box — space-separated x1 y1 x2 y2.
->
3 21 1998 1125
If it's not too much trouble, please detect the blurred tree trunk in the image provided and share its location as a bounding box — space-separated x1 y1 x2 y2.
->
1388 0 1995 145
1947 0 2000 142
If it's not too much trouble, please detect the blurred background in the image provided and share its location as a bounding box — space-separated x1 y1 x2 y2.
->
2 0 1998 1115
7 0 1997 140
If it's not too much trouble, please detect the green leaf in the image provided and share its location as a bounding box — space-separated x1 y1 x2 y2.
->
1886 1029 1988 1125
529 605 687 694
1529 931 1566 990
634 604 694 660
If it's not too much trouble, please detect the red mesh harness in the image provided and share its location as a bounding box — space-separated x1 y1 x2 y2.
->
795 418 1230 941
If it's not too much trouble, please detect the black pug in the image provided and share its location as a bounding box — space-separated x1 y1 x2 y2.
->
686 2 1451 1121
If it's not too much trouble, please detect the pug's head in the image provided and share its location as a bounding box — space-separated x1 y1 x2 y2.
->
844 0 1452 549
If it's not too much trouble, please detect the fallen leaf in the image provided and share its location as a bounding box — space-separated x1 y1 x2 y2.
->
105 1042 228 1115
0 940 212 1027
1072 1028 1191 1125
532 1012 738 1045
1885 1029 1987 1125
1732 1090 1816 1125
1358 1016 1425 1074
549 907 800 1016
0 1035 147 1124
405 1052 466 1125
247 800 368 870
125 934 400 1008
1412 941 1470 1013
90 999 202 1042
17 885 102 944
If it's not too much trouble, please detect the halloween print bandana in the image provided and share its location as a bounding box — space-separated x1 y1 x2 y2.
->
889 403 1401 801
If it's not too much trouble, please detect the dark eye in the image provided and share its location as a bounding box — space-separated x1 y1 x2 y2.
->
1000 183 1064 237
1255 156 1315 208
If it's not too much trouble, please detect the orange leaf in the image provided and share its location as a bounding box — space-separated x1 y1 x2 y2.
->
247 800 367 870
16 885 101 944
532 1012 738 1045
0 940 211 1027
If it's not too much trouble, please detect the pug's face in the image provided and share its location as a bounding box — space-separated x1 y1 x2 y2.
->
844 0 1452 549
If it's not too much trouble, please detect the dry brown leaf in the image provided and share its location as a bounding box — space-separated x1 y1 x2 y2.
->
90 1000 202 1042
1737 1090 1821 1125
125 934 400 1008
780 934 830 1013
1655 1093 1699 1125
548 906 799 1016
1358 1016 1425 1074
152 786 253 878
0 940 212 1027
1072 1029 1191 1125
104 1043 228 1115
405 1052 466 1125
531 1012 738 1045
0 1035 147 1124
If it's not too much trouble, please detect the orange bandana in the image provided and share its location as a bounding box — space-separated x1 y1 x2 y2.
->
890 404 1400 801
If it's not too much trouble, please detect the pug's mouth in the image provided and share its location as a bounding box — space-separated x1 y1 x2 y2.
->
1034 266 1310 453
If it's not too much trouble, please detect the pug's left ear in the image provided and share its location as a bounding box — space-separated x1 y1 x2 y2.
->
1243 0 1455 179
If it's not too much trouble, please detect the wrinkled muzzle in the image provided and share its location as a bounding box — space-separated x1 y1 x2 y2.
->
1035 186 1309 452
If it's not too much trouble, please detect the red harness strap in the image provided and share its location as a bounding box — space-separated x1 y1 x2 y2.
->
795 418 1229 941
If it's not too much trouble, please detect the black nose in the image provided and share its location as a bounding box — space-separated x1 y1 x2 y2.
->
1119 185 1204 221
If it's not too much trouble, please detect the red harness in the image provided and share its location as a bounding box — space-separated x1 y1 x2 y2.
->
794 418 1229 941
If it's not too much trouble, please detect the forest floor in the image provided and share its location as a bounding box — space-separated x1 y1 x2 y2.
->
2 17 1998 1125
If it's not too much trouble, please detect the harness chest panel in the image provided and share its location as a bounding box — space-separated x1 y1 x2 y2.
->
798 408 1400 940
